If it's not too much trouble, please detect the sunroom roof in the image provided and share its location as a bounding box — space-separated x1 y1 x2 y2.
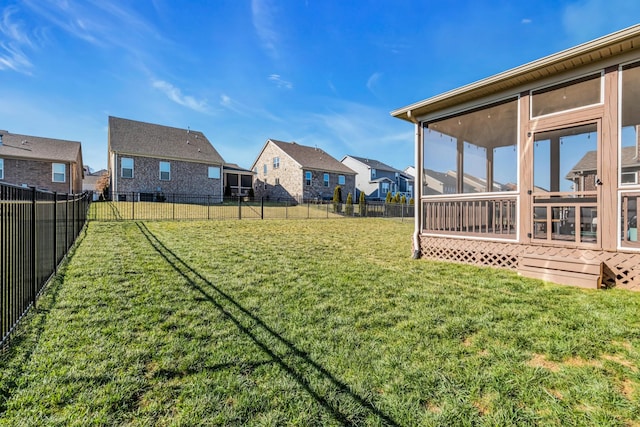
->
392 24 640 123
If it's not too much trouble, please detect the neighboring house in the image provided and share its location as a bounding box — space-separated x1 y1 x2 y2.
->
108 116 225 201
391 24 640 290
82 167 108 200
0 129 83 193
341 155 414 200
223 163 254 197
568 146 640 191
251 139 356 202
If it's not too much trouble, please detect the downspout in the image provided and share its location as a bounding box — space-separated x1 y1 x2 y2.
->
408 110 422 259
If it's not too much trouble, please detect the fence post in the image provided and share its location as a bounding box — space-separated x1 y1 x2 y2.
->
238 196 242 220
261 197 264 220
53 192 57 274
65 193 69 251
172 193 175 220
207 195 210 220
31 186 37 308
307 201 310 219
132 192 135 220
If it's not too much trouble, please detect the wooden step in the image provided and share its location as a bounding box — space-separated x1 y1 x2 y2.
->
518 254 603 289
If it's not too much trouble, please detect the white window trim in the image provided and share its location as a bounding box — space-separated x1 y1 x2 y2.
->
0 158 4 180
323 173 330 187
208 166 221 179
52 163 66 183
305 171 312 186
338 175 345 185
121 157 134 178
273 157 280 169
159 161 171 181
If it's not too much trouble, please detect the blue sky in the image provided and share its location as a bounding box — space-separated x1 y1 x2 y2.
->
1 1 639 172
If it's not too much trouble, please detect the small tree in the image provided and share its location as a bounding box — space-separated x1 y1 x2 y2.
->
401 195 407 204
409 197 414 205
385 191 392 203
393 193 400 204
95 174 110 200
345 192 354 216
358 191 366 217
332 185 342 213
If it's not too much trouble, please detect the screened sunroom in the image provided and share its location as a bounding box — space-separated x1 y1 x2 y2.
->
392 25 640 290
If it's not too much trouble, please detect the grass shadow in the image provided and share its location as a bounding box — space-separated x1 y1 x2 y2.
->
136 221 399 426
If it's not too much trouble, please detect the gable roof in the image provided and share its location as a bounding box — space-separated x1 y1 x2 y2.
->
392 24 640 122
0 130 81 163
569 146 640 177
344 155 399 173
108 116 224 164
269 139 355 174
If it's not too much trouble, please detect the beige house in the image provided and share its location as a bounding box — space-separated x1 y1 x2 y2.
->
251 139 356 203
392 25 640 290
0 130 83 193
108 117 225 201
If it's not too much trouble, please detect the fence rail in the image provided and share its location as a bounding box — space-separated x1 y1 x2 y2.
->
1 182 90 348
89 193 415 221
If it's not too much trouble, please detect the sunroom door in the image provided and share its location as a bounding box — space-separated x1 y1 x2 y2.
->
531 122 601 247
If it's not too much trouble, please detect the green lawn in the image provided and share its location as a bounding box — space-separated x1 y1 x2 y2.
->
1 219 640 426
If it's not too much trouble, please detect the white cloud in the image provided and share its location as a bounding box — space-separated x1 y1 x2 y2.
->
268 74 292 89
366 72 382 93
251 0 279 59
152 79 210 114
0 6 33 73
521 18 532 24
562 0 640 42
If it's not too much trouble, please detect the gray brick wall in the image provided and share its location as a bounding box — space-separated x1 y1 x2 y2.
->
113 155 223 198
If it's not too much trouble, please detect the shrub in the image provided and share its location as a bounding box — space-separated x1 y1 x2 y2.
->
392 193 400 204
401 195 407 204
332 185 342 213
359 191 366 216
385 191 392 203
345 192 354 216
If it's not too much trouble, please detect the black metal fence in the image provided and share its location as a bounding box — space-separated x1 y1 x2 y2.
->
89 192 415 221
1 182 90 348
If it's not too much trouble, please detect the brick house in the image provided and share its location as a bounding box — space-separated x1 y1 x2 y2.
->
341 155 414 200
250 139 356 202
108 117 225 201
0 129 83 193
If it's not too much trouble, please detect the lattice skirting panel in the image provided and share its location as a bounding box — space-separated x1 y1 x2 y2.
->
420 236 640 291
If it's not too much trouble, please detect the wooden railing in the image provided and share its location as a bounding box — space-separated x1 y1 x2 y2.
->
531 191 597 244
422 195 517 237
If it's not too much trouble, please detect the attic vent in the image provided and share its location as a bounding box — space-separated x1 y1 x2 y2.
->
187 127 190 134
0 134 3 145
22 139 27 144
187 140 190 144
198 148 201 152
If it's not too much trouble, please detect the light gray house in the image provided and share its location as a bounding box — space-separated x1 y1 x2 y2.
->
0 129 84 193
341 155 414 200
251 139 356 203
108 116 225 201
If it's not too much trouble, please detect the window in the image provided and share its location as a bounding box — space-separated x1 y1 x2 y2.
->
338 175 345 185
0 158 3 179
305 171 312 186
275 177 280 185
263 164 267 175
273 157 280 169
323 173 330 187
531 73 602 118
52 163 65 183
621 63 640 187
159 161 171 181
208 166 220 179
424 98 518 194
241 175 252 187
371 168 377 179
622 172 638 185
121 157 134 178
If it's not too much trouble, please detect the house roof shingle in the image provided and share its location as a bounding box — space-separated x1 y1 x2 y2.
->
346 155 399 173
0 130 81 163
108 116 224 164
569 146 640 177
270 139 355 174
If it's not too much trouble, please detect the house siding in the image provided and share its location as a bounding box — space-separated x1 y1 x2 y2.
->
114 155 223 198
